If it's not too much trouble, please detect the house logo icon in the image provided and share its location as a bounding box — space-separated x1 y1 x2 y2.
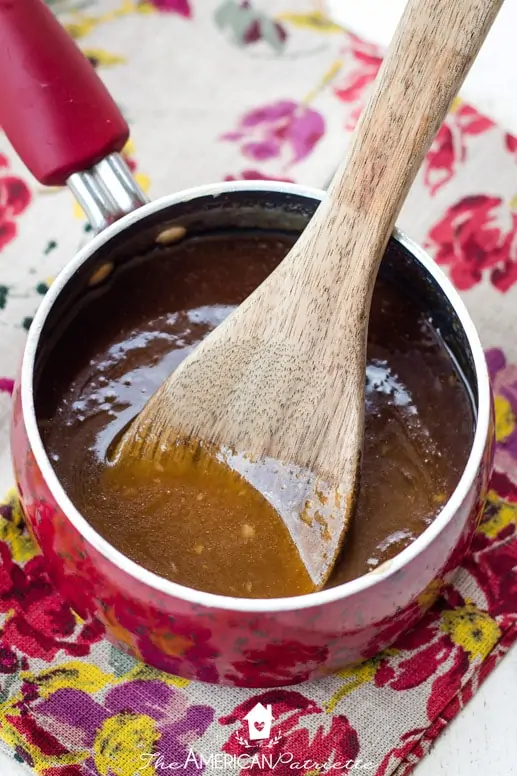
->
244 702 274 741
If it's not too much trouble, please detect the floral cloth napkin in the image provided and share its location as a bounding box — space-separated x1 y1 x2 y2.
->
1 1 517 775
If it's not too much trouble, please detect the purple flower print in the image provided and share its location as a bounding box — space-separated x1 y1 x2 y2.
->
222 100 325 173
487 348 517 486
36 679 214 774
147 0 192 15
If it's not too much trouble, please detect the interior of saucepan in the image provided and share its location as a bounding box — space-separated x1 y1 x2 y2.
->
30 188 479 600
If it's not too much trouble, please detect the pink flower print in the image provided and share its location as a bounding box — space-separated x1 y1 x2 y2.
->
505 133 517 158
0 378 14 395
334 33 382 131
147 0 192 15
0 154 31 250
224 169 294 183
221 100 325 174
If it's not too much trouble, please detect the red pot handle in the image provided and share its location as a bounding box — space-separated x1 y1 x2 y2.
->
0 0 129 186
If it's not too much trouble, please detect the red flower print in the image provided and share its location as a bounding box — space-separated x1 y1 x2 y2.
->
0 539 103 661
505 133 517 157
490 470 517 502
429 625 517 761
7 711 71 761
147 0 192 16
426 195 517 292
227 641 329 686
0 643 19 674
221 690 360 775
224 170 294 183
465 502 517 619
424 104 495 195
242 18 286 47
0 154 31 250
376 726 429 776
425 646 470 720
373 590 501 721
362 589 438 660
221 101 325 174
0 377 14 395
27 500 101 622
42 768 83 776
334 33 382 131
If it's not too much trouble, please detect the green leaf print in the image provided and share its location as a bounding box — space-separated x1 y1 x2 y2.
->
108 644 138 677
214 0 287 53
0 285 9 310
260 15 286 54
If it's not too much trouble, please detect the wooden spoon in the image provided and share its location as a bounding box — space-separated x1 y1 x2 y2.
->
116 0 502 590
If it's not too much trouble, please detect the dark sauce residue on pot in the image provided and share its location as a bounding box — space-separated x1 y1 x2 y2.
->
37 232 474 598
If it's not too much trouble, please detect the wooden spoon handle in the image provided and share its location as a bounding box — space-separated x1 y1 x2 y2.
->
309 0 503 295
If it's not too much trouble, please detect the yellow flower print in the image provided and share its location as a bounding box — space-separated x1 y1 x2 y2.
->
325 651 397 712
495 394 516 442
20 661 115 698
137 1 161 13
122 139 152 192
123 138 137 156
449 96 463 113
64 1 139 40
302 59 343 106
64 18 98 39
94 712 160 776
477 490 517 539
0 489 37 564
441 602 501 660
124 661 191 689
277 11 343 34
73 200 84 220
134 171 152 189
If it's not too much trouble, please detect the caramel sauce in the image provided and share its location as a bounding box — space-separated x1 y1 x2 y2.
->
104 441 316 597
37 232 474 598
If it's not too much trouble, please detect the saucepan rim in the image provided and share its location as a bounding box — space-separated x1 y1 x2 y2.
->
20 180 491 613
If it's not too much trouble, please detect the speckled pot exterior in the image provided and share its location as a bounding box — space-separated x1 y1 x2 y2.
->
10 183 495 687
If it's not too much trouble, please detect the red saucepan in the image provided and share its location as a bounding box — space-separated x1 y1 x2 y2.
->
2 0 493 686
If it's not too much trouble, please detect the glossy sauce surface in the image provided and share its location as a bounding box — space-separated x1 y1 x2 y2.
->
37 232 474 598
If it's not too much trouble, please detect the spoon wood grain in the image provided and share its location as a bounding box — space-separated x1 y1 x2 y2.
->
117 0 503 589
